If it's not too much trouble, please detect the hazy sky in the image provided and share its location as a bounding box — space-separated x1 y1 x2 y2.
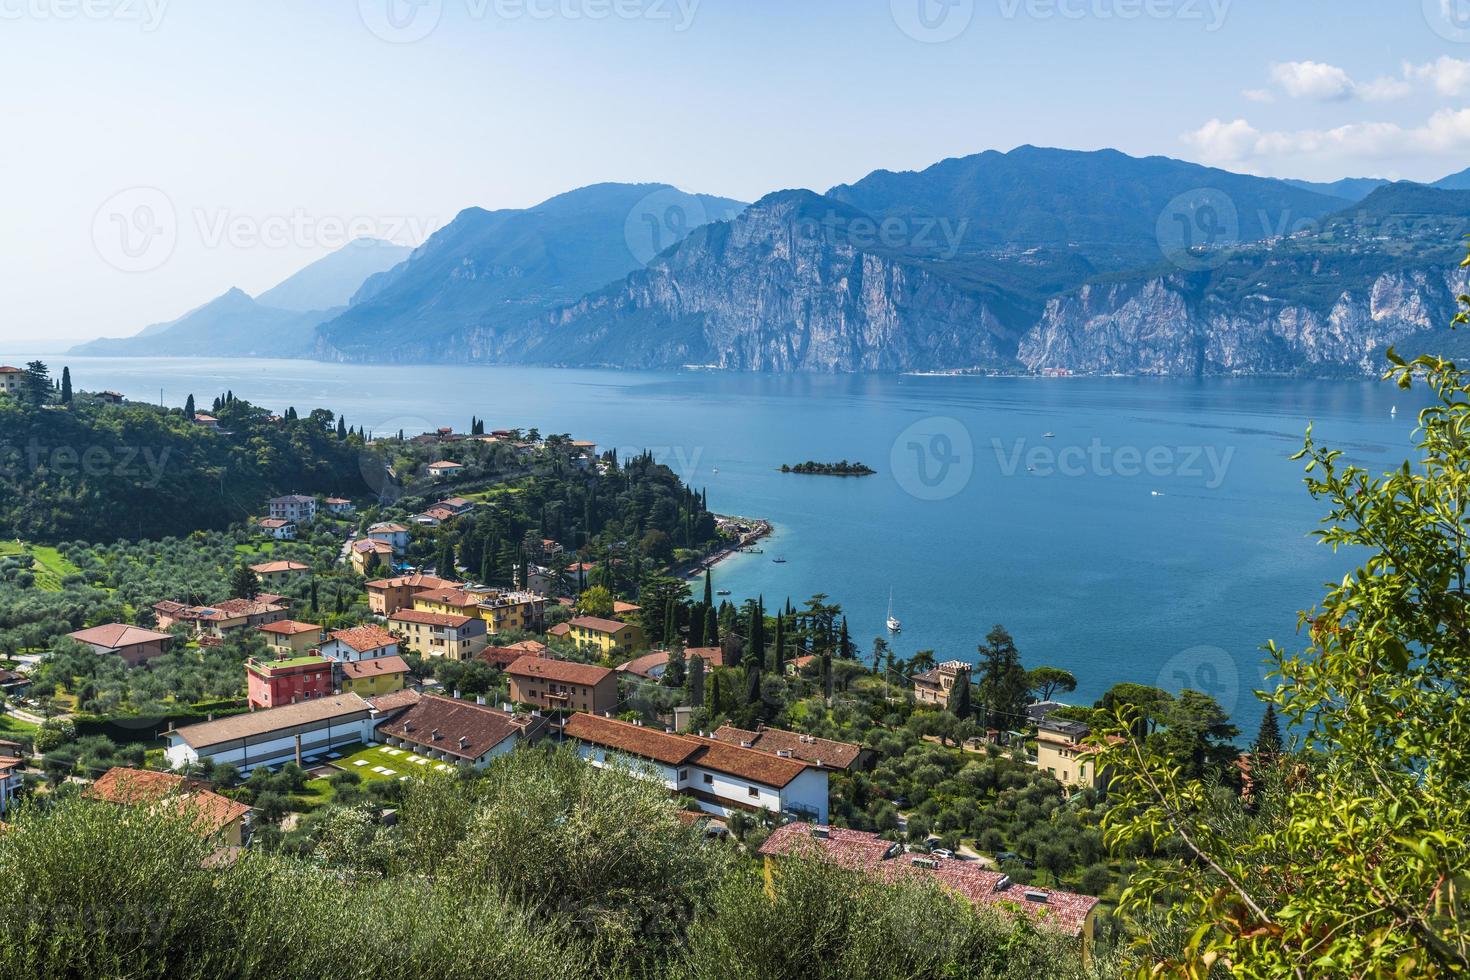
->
5 0 1470 346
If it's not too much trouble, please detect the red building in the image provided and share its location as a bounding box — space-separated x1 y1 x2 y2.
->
246 656 334 709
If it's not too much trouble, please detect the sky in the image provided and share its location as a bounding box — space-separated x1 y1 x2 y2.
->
5 0 1470 347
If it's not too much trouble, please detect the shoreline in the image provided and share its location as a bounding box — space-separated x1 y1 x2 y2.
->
681 515 772 579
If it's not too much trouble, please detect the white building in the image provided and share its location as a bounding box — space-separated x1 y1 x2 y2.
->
319 624 400 664
164 693 376 773
367 522 411 556
268 494 318 524
256 518 297 541
562 713 829 823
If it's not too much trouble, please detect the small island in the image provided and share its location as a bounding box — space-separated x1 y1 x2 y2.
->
780 460 876 477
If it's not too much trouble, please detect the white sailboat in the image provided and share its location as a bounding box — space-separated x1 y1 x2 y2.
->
886 589 902 632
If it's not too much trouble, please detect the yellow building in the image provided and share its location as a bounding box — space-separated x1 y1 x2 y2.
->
562 616 642 659
350 538 395 576
257 620 323 657
389 610 489 661
249 560 310 590
411 587 483 618
1035 719 1109 790
477 590 546 634
337 655 409 698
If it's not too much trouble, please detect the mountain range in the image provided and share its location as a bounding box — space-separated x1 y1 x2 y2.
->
73 148 1470 377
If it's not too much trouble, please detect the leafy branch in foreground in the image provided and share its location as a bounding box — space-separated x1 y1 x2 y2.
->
1093 248 1470 978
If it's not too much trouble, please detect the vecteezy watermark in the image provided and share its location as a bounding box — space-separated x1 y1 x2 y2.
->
891 416 974 501
0 441 171 488
997 0 1229 29
727 207 970 261
1156 188 1240 271
1156 644 1240 715
625 187 709 267
0 0 169 30
358 0 699 43
92 186 178 274
1424 0 1470 42
992 437 1234 488
890 0 974 43
612 444 705 483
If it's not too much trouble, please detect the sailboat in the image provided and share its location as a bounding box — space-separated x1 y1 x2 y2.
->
1391 405 1398 418
886 589 902 633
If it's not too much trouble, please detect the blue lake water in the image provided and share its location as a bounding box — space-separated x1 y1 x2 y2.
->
13 355 1433 736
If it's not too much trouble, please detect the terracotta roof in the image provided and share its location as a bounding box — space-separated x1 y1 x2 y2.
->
413 587 481 607
194 598 285 621
67 623 173 649
377 695 542 761
563 713 701 766
84 767 251 836
365 574 459 591
547 622 571 637
353 539 394 555
711 725 864 770
437 497 473 509
427 460 464 469
325 497 352 505
390 609 476 629
368 523 410 534
257 620 321 637
788 654 819 670
567 615 631 634
758 824 1100 937
505 656 614 686
340 655 409 679
256 518 294 528
564 716 811 788
249 560 309 575
327 624 398 653
479 642 548 669
170 694 371 749
419 507 457 522
366 689 422 714
613 600 641 614
617 647 723 679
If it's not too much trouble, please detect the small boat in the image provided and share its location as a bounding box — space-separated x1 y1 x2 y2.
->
772 556 787 564
886 589 902 633
716 588 731 596
713 467 720 473
1043 431 1056 439
1151 490 1165 497
1391 406 1398 418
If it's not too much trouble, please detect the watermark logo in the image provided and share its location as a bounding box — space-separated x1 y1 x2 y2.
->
92 186 177 274
611 444 705 483
992 438 1234 488
1157 644 1239 715
0 440 172 488
0 0 170 30
625 188 708 267
1156 188 1239 271
1425 0 1470 42
891 416 973 500
891 0 974 43
359 0 443 43
996 0 1229 30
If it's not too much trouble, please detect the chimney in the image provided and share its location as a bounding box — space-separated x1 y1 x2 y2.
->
811 826 829 839
431 729 441 741
476 695 486 705
1024 889 1050 904
458 736 469 749
453 689 461 700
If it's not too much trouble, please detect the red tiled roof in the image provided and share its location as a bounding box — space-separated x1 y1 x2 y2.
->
711 725 864 770
67 623 173 648
257 518 293 529
368 523 410 534
249 560 309 575
505 656 613 687
758 824 1101 937
328 624 398 653
353 539 395 555
680 734 810 788
427 460 464 469
257 620 322 636
547 623 571 637
194 598 285 621
390 609 476 628
617 647 723 679
479 644 548 669
365 574 460 591
563 713 701 766
84 767 250 837
413 587 482 606
366 688 422 714
377 695 541 761
567 615 631 635
340 655 409 679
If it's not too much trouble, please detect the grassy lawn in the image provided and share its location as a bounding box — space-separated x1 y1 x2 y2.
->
293 778 335 812
0 541 80 592
233 541 277 557
331 741 451 782
0 714 39 738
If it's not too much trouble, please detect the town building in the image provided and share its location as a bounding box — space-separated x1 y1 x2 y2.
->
350 538 395 575
563 714 829 822
410 587 483 619
268 494 317 524
249 560 310 589
364 573 460 616
256 518 297 541
84 767 253 846
67 623 174 666
426 460 465 479
617 646 724 681
0 754 22 814
1035 718 1111 790
389 609 488 660
758 823 1101 952
478 640 549 670
561 616 643 658
191 598 288 639
376 694 546 768
337 655 410 698
319 624 399 664
0 365 22 396
366 522 411 555
436 497 475 515
257 620 323 657
164 693 376 773
477 590 546 634
194 413 220 429
505 656 618 714
912 660 972 709
323 497 354 515
710 724 870 772
246 655 334 709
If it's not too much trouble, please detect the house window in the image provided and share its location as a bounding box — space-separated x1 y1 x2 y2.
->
702 773 713 785
747 786 759 799
678 769 688 780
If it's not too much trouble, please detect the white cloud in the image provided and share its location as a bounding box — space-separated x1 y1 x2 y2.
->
1357 76 1413 103
1404 56 1470 96
1242 88 1275 104
1270 61 1356 101
1184 108 1470 169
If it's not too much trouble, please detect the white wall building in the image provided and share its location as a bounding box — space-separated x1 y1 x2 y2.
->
164 693 376 773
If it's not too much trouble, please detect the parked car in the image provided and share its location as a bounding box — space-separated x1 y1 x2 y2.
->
931 848 955 860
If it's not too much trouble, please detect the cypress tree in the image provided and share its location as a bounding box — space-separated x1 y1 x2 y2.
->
309 579 319 614
184 393 195 418
705 605 719 646
703 568 713 607
688 604 706 648
663 646 686 688
772 614 786 674
337 416 348 439
685 654 705 707
1252 703 1283 760
951 670 973 720
59 367 72 404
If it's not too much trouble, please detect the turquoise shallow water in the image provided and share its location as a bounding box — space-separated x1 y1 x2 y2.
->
15 356 1434 736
